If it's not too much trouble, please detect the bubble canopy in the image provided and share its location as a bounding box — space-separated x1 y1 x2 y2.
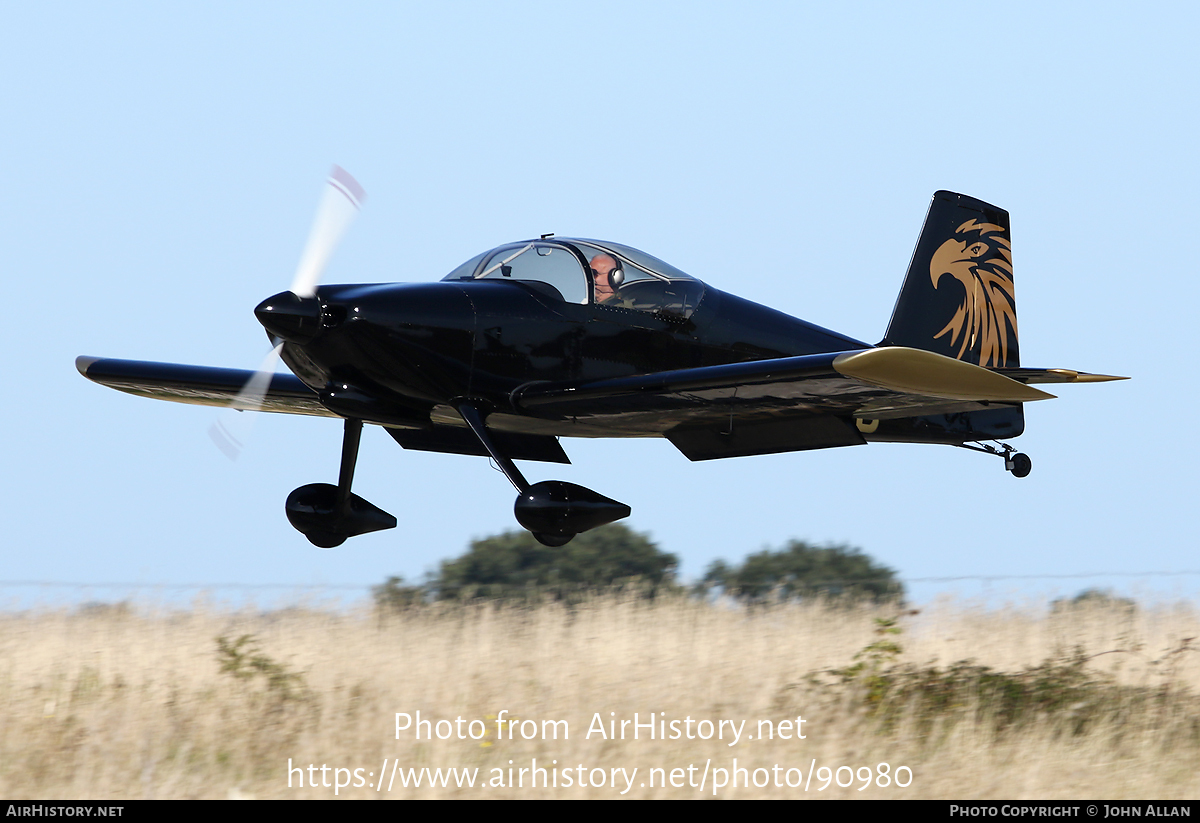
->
441 238 703 314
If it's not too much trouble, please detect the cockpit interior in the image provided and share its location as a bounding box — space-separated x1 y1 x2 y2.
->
442 238 706 319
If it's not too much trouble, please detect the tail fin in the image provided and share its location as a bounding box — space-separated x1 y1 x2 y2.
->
881 191 1019 368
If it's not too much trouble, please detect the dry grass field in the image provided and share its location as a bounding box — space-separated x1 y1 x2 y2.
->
1 593 1198 799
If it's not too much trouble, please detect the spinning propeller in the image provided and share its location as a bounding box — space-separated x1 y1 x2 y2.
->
208 166 366 459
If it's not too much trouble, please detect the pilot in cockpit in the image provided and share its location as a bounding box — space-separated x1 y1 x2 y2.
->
589 253 624 303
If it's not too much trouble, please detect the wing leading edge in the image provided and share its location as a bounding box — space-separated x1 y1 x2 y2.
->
75 356 334 418
76 356 573 464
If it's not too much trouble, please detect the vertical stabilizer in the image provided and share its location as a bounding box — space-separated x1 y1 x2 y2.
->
881 191 1019 368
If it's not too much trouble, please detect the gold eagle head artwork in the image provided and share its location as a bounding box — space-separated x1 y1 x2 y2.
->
929 218 1017 368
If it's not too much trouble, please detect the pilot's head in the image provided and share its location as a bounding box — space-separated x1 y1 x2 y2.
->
590 253 623 303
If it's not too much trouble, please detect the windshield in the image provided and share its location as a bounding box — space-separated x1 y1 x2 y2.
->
461 241 589 303
441 238 703 315
569 240 696 282
443 239 698 283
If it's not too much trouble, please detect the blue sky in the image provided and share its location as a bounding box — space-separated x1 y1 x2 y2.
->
2 2 1194 607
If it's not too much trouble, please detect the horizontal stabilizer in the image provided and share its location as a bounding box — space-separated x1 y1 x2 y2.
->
994 367 1129 385
832 347 1055 402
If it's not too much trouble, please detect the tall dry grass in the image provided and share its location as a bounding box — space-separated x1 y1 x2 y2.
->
1 594 1198 799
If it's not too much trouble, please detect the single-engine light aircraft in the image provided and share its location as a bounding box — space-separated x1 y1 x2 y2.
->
78 171 1125 547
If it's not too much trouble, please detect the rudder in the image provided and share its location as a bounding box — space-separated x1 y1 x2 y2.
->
881 191 1019 368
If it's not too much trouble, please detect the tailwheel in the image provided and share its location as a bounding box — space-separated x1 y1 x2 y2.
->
533 532 574 547
1006 452 1032 478
954 441 1032 478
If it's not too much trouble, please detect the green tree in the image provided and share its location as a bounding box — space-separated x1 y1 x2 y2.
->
432 523 678 603
698 540 902 604
371 575 427 611
1051 588 1136 615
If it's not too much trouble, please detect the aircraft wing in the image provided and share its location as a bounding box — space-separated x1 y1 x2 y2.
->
75 356 335 417
514 346 1057 417
511 346 1106 460
76 356 573 463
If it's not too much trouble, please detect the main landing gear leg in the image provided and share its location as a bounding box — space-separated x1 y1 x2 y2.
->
455 402 631 547
285 418 397 547
955 441 1032 478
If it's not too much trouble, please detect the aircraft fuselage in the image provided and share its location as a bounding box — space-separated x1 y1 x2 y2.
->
276 280 868 434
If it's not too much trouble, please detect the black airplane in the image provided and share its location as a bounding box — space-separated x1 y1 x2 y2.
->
77 170 1124 548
